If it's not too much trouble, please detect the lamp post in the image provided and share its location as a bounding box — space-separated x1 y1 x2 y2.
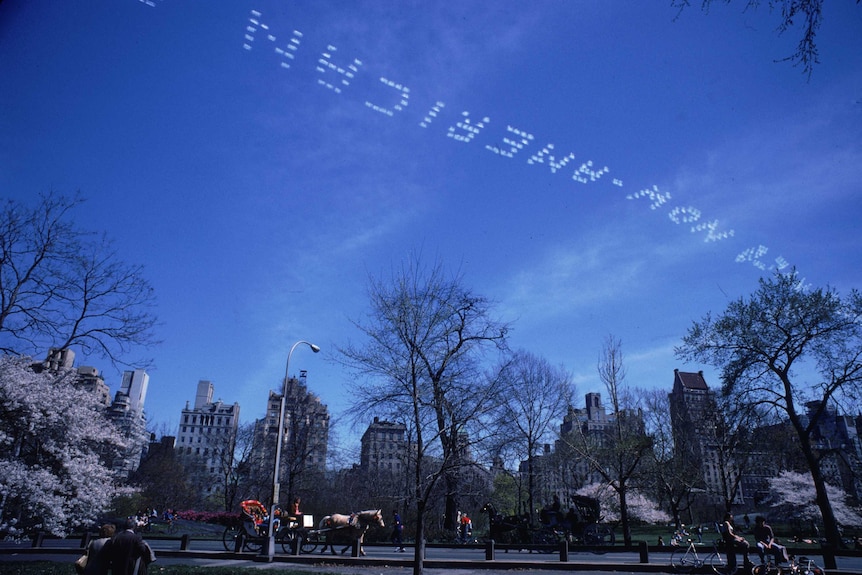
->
266 340 320 560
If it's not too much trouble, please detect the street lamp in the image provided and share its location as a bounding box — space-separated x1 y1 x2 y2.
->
266 340 320 560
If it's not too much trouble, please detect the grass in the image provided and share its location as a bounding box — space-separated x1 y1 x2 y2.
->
0 562 344 575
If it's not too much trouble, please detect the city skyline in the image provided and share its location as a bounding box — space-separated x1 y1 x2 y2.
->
1 1 860 448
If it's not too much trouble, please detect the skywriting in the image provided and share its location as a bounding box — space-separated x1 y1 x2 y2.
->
240 7 803 287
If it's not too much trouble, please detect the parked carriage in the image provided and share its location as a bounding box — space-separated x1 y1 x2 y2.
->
482 495 615 548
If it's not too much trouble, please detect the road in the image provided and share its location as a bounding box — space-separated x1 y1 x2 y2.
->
3 536 861 574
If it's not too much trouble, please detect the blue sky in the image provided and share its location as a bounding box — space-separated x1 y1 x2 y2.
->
1 1 860 454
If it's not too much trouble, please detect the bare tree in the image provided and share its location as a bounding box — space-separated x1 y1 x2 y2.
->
640 388 703 528
277 376 330 510
671 0 856 78
560 336 652 546
132 445 206 513
676 269 862 548
338 255 508 575
0 192 158 367
489 350 573 524
214 421 255 513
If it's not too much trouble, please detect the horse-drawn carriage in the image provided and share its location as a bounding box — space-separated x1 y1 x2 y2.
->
556 495 615 545
301 509 385 556
221 499 314 553
482 495 615 548
222 502 385 556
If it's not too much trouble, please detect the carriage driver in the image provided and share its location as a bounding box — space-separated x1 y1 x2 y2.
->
285 496 304 528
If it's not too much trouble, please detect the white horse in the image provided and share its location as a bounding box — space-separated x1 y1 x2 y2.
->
317 509 385 555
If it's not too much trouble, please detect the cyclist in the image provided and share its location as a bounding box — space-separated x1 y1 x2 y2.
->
753 516 789 565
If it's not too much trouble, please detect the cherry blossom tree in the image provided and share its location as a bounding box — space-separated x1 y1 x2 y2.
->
0 356 128 537
765 471 862 527
576 482 671 525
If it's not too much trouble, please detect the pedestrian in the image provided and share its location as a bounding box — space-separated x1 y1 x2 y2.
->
696 524 703 543
392 510 405 552
81 523 115 575
110 517 153 575
460 512 472 543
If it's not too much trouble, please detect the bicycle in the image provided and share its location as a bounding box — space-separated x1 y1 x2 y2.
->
710 540 761 575
672 538 747 575
671 538 712 572
752 555 824 575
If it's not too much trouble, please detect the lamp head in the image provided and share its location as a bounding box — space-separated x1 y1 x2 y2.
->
310 344 321 353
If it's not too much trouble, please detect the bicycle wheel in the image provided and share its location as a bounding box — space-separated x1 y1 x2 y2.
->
671 547 696 572
710 551 738 575
799 559 823 575
222 526 240 551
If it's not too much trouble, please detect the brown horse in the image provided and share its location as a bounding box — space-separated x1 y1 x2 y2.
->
317 509 385 555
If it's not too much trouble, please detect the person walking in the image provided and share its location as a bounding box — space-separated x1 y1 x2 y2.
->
81 524 115 575
110 517 152 575
392 510 405 552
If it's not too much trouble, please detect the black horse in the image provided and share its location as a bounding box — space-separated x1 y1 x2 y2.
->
481 503 530 544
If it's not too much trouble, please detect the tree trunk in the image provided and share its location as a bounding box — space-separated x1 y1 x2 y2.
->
527 455 535 526
413 500 426 575
443 473 458 531
798 432 842 548
619 483 632 546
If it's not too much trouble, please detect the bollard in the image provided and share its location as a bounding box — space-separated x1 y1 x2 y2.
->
291 534 302 556
233 531 244 553
639 540 649 563
485 539 495 561
559 539 569 562
180 534 191 550
80 532 92 548
351 538 361 557
32 532 44 548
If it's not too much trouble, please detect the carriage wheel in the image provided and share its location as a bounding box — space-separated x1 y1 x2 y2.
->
244 534 263 553
279 530 295 554
301 531 319 554
584 523 615 546
222 526 239 551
